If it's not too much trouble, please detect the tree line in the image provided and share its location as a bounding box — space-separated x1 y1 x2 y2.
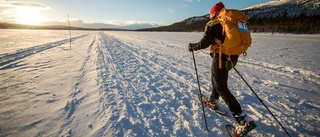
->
248 13 320 34
139 13 320 34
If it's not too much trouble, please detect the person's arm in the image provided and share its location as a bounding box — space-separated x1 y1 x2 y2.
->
189 20 222 51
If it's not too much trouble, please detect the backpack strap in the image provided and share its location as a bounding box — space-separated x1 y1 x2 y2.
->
214 38 224 69
219 44 222 69
227 55 235 69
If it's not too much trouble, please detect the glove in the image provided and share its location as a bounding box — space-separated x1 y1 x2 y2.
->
188 43 198 52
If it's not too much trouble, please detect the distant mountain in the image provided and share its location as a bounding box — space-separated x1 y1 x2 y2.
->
122 23 160 30
243 0 320 33
0 19 161 30
140 0 320 33
138 15 210 32
0 22 130 31
243 0 320 17
71 22 160 30
39 20 161 30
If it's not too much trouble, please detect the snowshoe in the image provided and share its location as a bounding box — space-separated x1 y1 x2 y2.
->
198 94 230 117
234 120 257 137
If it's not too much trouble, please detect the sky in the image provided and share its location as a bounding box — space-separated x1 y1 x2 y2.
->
0 0 272 29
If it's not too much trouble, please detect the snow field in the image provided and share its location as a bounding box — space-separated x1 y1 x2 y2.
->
0 30 319 137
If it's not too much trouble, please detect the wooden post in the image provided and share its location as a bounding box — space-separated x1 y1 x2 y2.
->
67 14 71 50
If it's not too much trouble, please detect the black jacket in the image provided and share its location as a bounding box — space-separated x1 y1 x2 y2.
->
193 19 225 50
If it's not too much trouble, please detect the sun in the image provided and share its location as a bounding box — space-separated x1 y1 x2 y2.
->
15 8 44 25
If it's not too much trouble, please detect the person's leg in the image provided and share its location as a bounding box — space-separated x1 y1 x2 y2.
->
210 82 220 100
211 54 242 115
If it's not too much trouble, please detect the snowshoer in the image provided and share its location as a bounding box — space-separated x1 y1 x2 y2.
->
188 2 256 136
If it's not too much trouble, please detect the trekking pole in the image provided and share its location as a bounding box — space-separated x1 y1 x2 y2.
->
191 51 209 131
233 67 291 137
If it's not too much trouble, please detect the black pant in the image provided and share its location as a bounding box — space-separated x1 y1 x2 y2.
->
210 53 242 116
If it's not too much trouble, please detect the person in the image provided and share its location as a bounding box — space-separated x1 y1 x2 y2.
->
188 2 256 136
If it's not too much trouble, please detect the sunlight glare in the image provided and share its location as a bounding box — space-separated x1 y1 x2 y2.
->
15 8 44 25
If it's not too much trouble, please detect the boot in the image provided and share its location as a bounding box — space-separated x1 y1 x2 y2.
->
234 112 257 137
203 97 218 110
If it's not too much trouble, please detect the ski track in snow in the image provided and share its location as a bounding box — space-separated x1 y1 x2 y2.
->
0 34 89 70
93 32 200 137
0 30 319 137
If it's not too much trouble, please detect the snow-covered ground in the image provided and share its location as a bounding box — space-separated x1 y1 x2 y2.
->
0 29 319 137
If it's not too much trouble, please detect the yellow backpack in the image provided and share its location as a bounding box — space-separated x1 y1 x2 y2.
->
211 8 251 68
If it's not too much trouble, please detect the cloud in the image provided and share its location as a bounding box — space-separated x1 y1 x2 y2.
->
0 0 159 30
11 2 50 9
0 0 50 9
182 4 188 7
167 8 174 13
184 0 201 2
0 0 51 23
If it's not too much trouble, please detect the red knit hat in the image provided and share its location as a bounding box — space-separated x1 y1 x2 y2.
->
210 2 224 14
